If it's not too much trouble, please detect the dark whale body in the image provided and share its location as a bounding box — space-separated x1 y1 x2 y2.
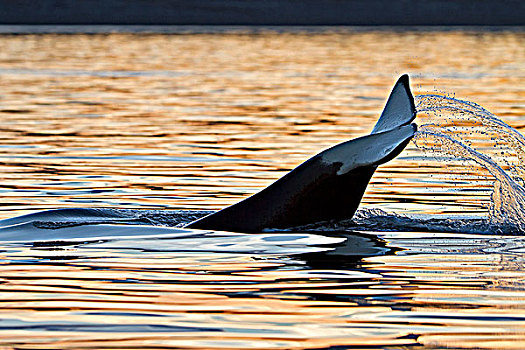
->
189 74 417 232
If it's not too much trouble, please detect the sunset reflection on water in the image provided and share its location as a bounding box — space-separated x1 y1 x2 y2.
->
0 28 524 349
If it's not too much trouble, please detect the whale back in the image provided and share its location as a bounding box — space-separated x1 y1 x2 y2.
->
188 75 417 232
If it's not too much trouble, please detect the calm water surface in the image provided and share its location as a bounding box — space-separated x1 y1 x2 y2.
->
0 28 524 349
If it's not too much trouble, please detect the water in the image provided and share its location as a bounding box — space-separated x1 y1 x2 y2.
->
414 95 525 232
0 27 524 349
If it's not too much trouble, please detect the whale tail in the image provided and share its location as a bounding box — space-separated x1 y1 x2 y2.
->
188 75 417 232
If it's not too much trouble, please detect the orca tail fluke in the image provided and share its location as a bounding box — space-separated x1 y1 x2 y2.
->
188 75 417 232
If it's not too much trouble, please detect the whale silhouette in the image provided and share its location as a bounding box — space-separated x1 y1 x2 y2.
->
188 74 417 232
0 75 416 240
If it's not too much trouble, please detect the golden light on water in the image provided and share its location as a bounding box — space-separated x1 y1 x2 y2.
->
0 29 523 349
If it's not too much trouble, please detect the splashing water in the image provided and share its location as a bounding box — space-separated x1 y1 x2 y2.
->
414 94 525 232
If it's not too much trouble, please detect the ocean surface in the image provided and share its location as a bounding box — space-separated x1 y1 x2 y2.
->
0 26 524 349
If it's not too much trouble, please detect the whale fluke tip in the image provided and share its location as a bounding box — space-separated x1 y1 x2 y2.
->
372 74 416 134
